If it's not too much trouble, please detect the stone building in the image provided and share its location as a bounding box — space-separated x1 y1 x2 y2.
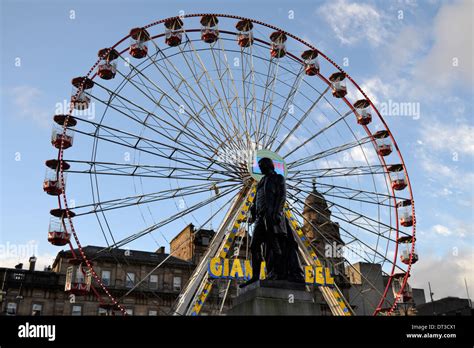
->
301 181 349 289
300 182 426 316
0 245 193 316
170 224 215 264
416 297 472 316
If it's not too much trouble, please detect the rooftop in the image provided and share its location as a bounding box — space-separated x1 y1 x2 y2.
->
52 245 194 268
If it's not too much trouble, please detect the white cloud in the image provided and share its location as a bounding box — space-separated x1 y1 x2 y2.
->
318 0 390 46
9 86 51 128
355 77 393 105
352 1 472 102
431 224 451 236
410 248 474 300
413 0 474 90
348 144 378 163
414 118 474 198
382 25 429 74
420 121 474 156
417 149 474 193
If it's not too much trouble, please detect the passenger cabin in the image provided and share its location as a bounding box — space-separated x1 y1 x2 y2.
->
270 31 287 58
354 99 372 125
48 209 75 246
397 199 413 227
43 159 69 196
129 27 150 59
97 48 119 80
200 15 219 44
236 19 253 47
387 164 407 191
329 72 347 98
164 18 184 47
373 130 392 156
397 235 418 265
301 49 319 76
71 77 93 110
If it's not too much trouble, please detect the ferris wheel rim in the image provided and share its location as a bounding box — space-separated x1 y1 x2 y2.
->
53 13 416 316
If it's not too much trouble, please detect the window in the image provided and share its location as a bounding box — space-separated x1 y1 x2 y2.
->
173 276 182 291
126 272 135 288
7 302 17 315
149 275 158 290
32 303 42 316
76 270 84 283
71 305 82 316
101 270 111 286
98 307 107 316
148 309 158 316
13 273 25 281
125 308 133 315
202 236 210 246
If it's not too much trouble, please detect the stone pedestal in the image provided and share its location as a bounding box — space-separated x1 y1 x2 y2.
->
226 280 321 315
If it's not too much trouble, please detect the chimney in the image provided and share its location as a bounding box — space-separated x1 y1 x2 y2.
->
156 246 165 254
29 256 37 271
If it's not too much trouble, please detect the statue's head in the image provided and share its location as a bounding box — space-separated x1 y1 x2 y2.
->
258 157 275 175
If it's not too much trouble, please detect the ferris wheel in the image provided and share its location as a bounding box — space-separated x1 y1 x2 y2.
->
43 13 417 316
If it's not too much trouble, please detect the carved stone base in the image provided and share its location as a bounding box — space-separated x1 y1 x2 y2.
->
226 280 321 315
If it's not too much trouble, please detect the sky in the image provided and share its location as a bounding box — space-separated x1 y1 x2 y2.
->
0 0 473 302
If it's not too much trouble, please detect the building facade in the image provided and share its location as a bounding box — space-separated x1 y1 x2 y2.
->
1 246 194 316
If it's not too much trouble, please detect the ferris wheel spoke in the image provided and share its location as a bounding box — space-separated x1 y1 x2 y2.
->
109 65 241 156
288 180 392 207
87 91 240 177
69 115 234 175
63 159 240 181
115 188 236 300
71 180 240 217
287 183 397 241
263 63 304 149
287 178 402 205
283 108 353 159
133 44 243 153
254 54 279 148
179 34 245 149
286 136 374 169
273 85 330 152
239 43 258 146
104 184 241 250
287 191 402 270
264 58 304 148
288 164 387 180
288 188 392 245
89 81 220 157
211 38 248 138
114 53 241 155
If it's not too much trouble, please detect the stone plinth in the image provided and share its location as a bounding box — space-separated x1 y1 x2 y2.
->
226 280 320 315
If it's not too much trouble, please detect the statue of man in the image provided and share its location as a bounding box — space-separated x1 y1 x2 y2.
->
241 157 304 287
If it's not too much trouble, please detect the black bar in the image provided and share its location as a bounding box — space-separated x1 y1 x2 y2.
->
0 315 472 346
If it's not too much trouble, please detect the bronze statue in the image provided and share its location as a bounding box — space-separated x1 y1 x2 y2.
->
240 157 304 288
